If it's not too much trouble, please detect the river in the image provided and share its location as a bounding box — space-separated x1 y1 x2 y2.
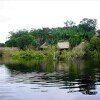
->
0 58 100 100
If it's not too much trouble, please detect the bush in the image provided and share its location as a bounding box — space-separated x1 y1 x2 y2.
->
13 50 45 60
85 35 100 58
44 45 58 61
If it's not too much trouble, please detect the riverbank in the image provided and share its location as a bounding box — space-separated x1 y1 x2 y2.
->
0 47 19 58
0 42 89 62
0 41 100 62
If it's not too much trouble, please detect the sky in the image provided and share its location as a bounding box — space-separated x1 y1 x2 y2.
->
0 0 100 43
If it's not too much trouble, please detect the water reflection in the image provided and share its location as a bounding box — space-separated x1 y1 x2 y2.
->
0 59 100 100
2 60 99 94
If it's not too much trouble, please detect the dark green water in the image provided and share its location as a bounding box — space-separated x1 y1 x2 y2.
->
0 58 100 100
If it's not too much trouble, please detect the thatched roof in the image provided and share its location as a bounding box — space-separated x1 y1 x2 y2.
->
57 42 69 49
40 42 47 49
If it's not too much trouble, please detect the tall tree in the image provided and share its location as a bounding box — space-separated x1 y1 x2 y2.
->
64 20 76 27
79 18 97 32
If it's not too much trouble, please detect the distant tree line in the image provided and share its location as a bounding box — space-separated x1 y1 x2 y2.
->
4 18 97 50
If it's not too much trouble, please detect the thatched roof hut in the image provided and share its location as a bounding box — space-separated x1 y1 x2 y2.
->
40 42 48 50
57 41 69 50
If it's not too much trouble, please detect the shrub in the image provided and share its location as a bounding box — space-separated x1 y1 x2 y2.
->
85 35 100 58
13 50 45 60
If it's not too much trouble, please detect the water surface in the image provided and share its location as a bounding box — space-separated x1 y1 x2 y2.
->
0 59 100 100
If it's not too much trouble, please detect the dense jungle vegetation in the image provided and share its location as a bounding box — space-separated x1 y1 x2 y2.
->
0 18 100 60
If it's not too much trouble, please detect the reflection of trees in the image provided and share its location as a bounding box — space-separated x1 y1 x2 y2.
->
67 76 97 95
5 59 100 95
56 73 97 95
6 63 40 73
5 61 56 73
76 75 97 95
67 59 99 95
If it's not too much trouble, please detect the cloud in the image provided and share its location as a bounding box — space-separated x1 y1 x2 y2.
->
0 0 100 43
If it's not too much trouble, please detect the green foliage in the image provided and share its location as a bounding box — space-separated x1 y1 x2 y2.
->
4 18 99 60
85 35 100 58
12 46 59 61
60 50 85 60
13 50 45 60
44 45 58 61
64 20 76 27
79 18 97 32
60 42 86 60
0 43 5 47
97 30 100 35
5 18 97 50
5 38 17 47
16 35 38 50
6 31 38 50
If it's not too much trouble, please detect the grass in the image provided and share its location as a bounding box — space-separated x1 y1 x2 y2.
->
0 47 19 58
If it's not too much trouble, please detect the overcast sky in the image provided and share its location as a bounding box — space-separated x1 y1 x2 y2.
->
0 0 100 43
